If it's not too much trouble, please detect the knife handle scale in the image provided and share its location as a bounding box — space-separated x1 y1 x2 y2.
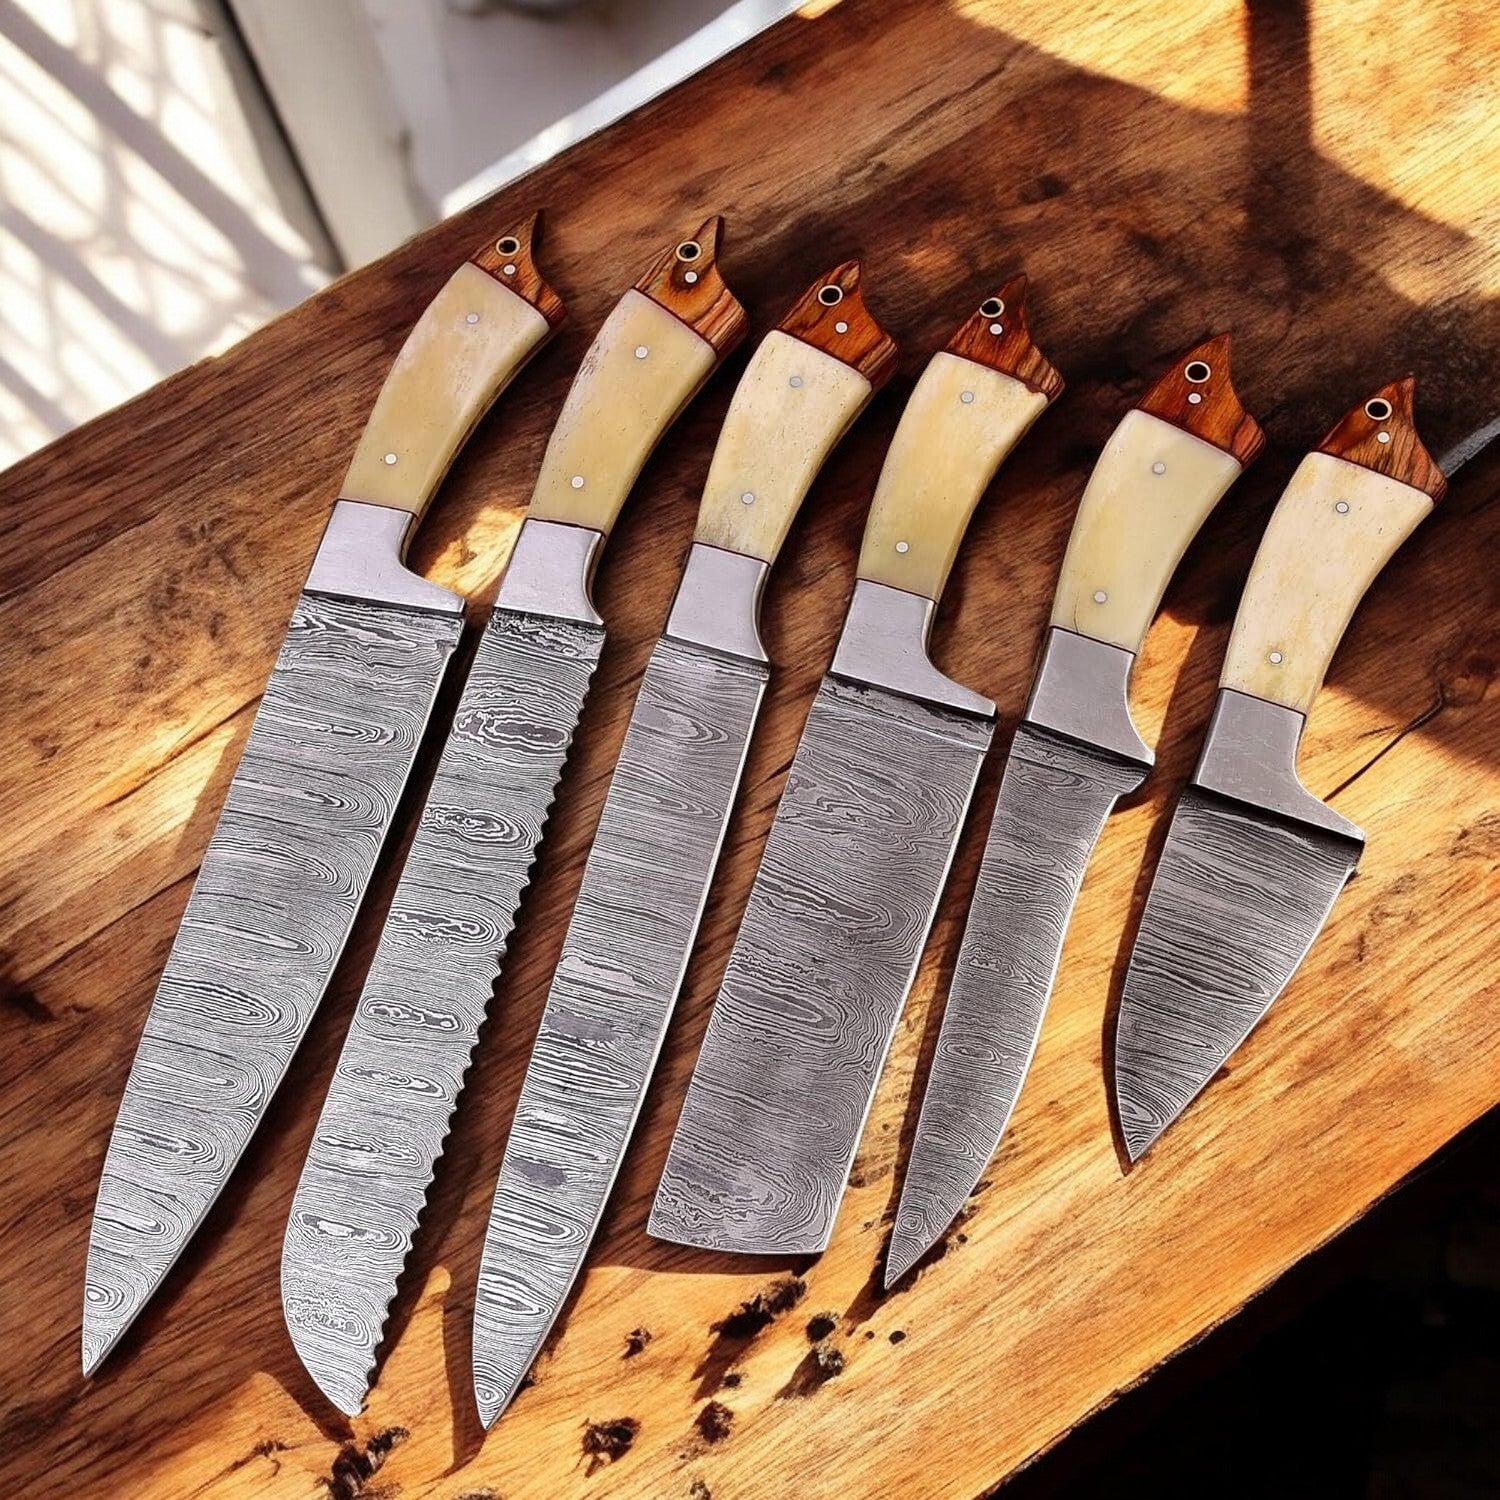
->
340 212 562 523
1050 337 1261 656
857 275 1061 602
1220 378 1443 715
694 261 895 563
527 216 747 536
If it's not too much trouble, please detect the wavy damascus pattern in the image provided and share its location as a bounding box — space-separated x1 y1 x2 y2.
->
83 592 460 1374
649 675 993 1256
281 606 602 1414
472 635 767 1425
888 725 1146 1282
1114 787 1361 1161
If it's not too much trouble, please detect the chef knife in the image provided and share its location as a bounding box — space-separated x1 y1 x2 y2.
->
1113 378 1445 1161
81 216 565 1376
886 338 1264 1283
650 279 1063 1256
471 262 897 1426
281 219 746 1413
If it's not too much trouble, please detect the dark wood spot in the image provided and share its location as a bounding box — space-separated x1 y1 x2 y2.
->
581 1417 639 1475
623 1326 653 1358
890 1329 907 1344
778 1342 845 1399
325 1426 409 1500
688 1481 713 1500
695 1400 735 1444
715 1275 806 1340
805 1312 838 1342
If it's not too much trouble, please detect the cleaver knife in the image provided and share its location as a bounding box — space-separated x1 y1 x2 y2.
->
887 338 1264 1283
1113 379 1445 1162
83 215 566 1375
650 279 1064 1256
281 220 745 1414
471 262 897 1427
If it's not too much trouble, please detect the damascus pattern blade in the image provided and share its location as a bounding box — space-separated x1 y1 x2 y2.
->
281 605 602 1414
83 592 461 1374
887 724 1146 1283
649 674 993 1256
1114 787 1361 1161
472 634 767 1426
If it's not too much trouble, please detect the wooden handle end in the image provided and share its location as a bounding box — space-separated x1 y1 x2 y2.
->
945 274 1063 402
779 259 898 387
470 210 566 328
1135 333 1263 466
1317 377 1446 500
636 215 748 355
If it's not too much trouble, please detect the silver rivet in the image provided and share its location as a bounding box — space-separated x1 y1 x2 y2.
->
634 345 649 359
1152 461 1167 474
1377 431 1392 444
835 320 849 334
684 270 699 284
789 375 804 388
570 475 585 489
502 263 516 276
1185 361 1212 383
895 540 910 554
1187 392 1203 405
1269 651 1284 664
465 312 480 324
960 390 975 404
741 491 756 506
1093 590 1108 604
383 452 397 466
989 322 1003 336
1336 501 1350 514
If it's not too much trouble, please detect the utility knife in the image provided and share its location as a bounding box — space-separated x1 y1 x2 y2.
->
471 263 897 1427
281 219 746 1414
887 338 1264 1283
1113 379 1445 1161
650 280 1064 1256
82 214 565 1376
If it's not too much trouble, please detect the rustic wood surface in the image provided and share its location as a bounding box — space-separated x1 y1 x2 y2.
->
3 1 1498 1496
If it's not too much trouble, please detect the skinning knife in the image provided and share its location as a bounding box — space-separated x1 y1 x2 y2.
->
281 220 746 1414
1113 378 1445 1161
471 263 897 1426
887 338 1264 1283
650 279 1064 1255
82 216 565 1376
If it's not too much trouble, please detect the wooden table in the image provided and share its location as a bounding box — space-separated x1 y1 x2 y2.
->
4 2 1498 1495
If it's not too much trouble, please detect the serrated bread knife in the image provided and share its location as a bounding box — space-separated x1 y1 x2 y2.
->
1113 378 1445 1161
470 263 897 1427
886 338 1265 1283
82 216 567 1375
280 220 746 1414
649 279 1064 1256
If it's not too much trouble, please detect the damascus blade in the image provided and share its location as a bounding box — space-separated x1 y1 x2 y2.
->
1114 785 1360 1162
472 633 767 1424
649 672 993 1255
886 723 1145 1283
84 591 461 1374
281 605 601 1413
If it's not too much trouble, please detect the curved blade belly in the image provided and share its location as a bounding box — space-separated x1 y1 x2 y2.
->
649 675 993 1256
83 592 461 1375
280 606 602 1414
471 635 767 1427
887 725 1145 1284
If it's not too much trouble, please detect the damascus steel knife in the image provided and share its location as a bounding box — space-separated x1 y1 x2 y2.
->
650 279 1064 1256
281 220 746 1414
81 216 565 1376
886 339 1264 1283
471 263 897 1426
1113 379 1445 1161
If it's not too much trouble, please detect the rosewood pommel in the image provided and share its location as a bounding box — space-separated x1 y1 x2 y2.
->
634 215 748 356
1318 376 1446 499
469 211 566 328
1135 334 1263 466
945 274 1064 400
779 259 898 386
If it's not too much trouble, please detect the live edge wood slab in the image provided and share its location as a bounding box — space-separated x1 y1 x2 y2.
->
2 1 1498 1496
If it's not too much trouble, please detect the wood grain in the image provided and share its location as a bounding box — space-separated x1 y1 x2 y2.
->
778 259 899 384
945 274 1065 399
636 215 749 356
1135 333 1265 464
1317 375 1447 499
3 1 1499 1498
470 210 568 328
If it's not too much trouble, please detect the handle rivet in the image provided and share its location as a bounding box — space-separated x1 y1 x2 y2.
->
741 491 756 506
980 297 1004 317
1152 461 1167 474
1187 392 1203 405
789 375 804 388
1269 651 1284 664
684 270 699 284
634 345 649 359
895 540 910 554
835 320 849 334
960 390 975 404
1093 590 1108 604
465 312 480 324
1377 431 1392 444
1336 501 1350 514
570 475 585 489
1364 397 1393 421
502 263 517 276
676 240 702 262
989 322 1004 336
1185 361 1212 383
817 284 844 306
383 452 398 466
496 236 520 256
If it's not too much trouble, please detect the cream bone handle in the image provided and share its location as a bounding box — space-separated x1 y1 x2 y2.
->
525 216 747 537
692 260 897 565
1220 378 1445 715
1050 334 1265 656
856 275 1063 603
339 212 565 529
